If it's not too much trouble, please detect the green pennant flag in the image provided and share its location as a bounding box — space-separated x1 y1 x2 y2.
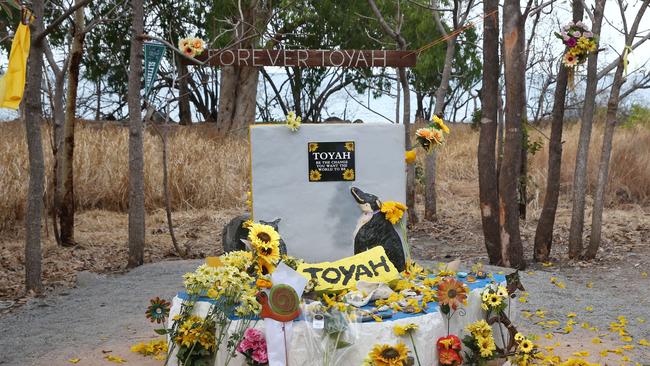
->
143 42 166 98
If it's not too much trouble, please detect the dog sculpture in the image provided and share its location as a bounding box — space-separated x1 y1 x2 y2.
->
221 214 288 254
351 187 406 271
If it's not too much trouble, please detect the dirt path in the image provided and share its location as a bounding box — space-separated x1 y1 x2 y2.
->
2 258 649 365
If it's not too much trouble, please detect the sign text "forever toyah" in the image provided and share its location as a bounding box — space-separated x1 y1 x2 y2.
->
189 49 417 68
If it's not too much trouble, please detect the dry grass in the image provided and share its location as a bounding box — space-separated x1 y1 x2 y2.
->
0 121 249 232
1 119 649 233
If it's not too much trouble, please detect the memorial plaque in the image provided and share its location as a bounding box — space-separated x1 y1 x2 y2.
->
307 141 355 182
250 124 406 262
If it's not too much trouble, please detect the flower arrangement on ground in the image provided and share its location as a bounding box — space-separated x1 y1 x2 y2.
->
463 319 497 364
178 37 205 58
415 115 450 153
381 201 407 225
141 221 286 366
237 328 269 366
437 335 462 366
480 283 509 316
509 332 540 366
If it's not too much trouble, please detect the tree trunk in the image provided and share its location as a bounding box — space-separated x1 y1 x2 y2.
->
217 65 259 134
95 80 101 120
499 0 526 269
399 67 417 225
178 62 192 125
425 36 456 222
478 0 502 265
585 0 648 259
59 2 85 246
567 0 606 258
533 0 584 262
24 0 46 293
127 0 145 268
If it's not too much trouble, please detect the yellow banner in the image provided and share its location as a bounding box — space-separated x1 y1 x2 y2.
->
0 22 31 110
297 246 399 292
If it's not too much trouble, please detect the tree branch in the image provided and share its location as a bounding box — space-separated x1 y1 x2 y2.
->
35 0 93 42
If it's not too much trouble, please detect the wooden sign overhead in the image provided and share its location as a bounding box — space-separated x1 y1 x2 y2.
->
189 49 417 67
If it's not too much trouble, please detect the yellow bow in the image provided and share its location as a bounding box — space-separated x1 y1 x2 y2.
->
623 45 632 77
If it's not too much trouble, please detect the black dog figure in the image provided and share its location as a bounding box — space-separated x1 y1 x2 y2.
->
351 187 406 271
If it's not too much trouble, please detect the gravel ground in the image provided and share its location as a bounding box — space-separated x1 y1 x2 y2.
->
2 259 649 365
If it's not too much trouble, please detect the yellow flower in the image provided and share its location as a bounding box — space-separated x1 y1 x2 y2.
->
567 312 577 318
308 142 319 152
345 141 355 151
639 339 650 346
404 149 416 164
248 223 280 249
285 111 302 132
478 336 496 357
369 343 409 366
519 339 534 353
432 115 450 134
515 332 525 342
380 201 407 225
487 293 502 308
572 351 589 357
309 169 322 181
342 168 355 181
256 277 273 289
393 323 418 336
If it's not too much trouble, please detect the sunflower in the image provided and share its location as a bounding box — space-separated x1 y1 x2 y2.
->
343 168 355 181
183 46 196 58
393 323 418 336
256 258 276 276
255 240 280 264
519 339 534 353
308 142 319 152
145 297 171 324
437 277 468 311
369 343 409 366
487 293 502 307
248 223 280 249
309 169 322 181
345 142 355 151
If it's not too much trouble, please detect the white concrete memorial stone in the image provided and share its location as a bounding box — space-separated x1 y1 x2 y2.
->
250 123 406 261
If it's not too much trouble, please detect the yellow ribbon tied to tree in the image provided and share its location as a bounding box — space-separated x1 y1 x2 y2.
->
0 21 31 110
623 45 632 77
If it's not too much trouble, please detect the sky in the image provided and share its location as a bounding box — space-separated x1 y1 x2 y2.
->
0 0 648 123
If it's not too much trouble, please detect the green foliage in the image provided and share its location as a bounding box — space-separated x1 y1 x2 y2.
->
471 108 481 130
522 120 543 156
622 103 650 128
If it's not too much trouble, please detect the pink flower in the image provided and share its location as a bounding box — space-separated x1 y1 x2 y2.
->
244 328 265 343
573 31 582 37
584 31 594 38
252 348 268 364
237 338 256 353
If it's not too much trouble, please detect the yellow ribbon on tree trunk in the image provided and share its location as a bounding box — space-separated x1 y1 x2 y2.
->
622 45 632 77
0 21 31 110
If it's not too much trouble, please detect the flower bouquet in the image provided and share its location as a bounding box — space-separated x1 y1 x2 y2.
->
415 115 449 153
437 335 463 366
179 37 206 58
237 328 269 366
554 21 597 87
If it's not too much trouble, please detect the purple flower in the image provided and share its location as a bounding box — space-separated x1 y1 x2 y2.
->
573 31 582 37
566 37 577 47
